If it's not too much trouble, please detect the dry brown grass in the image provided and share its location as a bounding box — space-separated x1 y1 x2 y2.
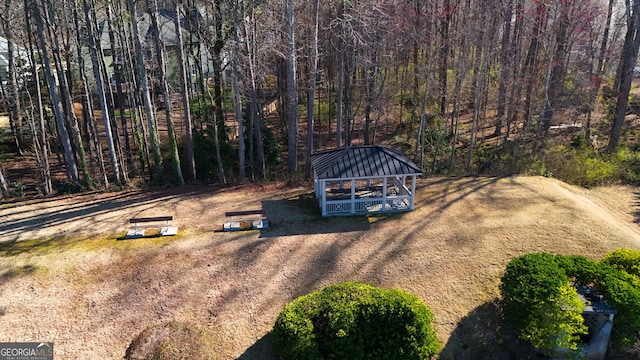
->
0 176 639 359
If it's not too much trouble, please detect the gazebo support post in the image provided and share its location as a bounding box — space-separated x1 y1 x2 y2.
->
382 177 388 212
410 176 417 210
350 179 356 214
321 179 327 216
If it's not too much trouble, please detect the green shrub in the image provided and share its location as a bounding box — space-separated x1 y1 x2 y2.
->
596 265 640 346
597 250 640 346
541 145 617 186
614 148 640 183
272 282 440 360
554 254 600 286
500 253 587 355
602 248 640 279
502 251 640 351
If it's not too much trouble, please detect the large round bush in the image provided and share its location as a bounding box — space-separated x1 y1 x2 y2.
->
272 282 440 360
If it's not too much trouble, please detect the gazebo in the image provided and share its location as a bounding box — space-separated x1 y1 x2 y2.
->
310 145 423 217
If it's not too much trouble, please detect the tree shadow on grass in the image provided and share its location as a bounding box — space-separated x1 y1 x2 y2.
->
440 300 542 360
258 193 379 238
634 191 640 224
0 264 38 285
236 333 277 360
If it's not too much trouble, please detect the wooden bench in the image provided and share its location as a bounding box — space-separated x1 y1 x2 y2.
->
223 210 268 231
126 216 178 239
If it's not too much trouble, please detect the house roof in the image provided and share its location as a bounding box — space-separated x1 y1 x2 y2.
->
0 35 28 63
310 146 423 180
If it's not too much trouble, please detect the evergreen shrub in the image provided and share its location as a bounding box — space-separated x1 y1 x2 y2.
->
602 248 640 278
502 251 640 351
272 282 440 360
500 253 587 355
554 254 600 286
598 249 640 345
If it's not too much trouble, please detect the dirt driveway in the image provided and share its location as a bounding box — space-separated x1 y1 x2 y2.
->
0 176 639 359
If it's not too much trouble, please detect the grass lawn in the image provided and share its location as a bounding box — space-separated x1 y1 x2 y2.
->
0 176 639 359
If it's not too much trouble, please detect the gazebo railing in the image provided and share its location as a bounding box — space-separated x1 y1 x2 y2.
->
325 195 411 216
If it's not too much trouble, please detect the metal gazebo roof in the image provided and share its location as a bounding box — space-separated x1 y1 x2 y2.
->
310 146 423 180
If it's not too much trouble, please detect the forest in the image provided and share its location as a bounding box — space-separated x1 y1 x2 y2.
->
1 0 640 198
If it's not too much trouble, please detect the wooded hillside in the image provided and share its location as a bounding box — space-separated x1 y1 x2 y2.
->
1 0 639 197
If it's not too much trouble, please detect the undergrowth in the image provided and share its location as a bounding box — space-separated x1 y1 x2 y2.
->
459 135 640 187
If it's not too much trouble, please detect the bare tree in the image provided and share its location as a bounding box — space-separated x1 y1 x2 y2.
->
285 0 298 175
72 0 108 188
82 0 121 186
494 0 514 136
32 0 79 182
1 0 24 155
586 0 615 141
129 0 164 181
608 0 640 151
305 0 320 177
148 0 184 185
173 0 196 183
24 2 52 194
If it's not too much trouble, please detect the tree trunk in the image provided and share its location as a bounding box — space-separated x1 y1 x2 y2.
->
2 0 23 155
173 0 196 183
522 1 547 131
244 3 265 180
24 5 52 194
0 164 8 197
416 72 430 169
364 64 374 146
229 0 246 183
540 0 572 139
148 0 184 185
466 15 492 173
83 0 123 186
231 56 246 182
106 2 134 179
49 0 94 189
32 0 79 183
285 0 298 175
439 0 451 118
73 1 108 188
211 0 227 184
129 0 163 182
586 0 614 141
494 0 513 136
305 0 320 177
608 0 640 152
115 0 149 177
336 51 344 148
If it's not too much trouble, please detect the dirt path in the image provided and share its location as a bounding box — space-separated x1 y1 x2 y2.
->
0 176 639 359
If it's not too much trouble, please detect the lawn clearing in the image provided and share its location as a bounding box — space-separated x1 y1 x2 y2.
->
0 176 639 359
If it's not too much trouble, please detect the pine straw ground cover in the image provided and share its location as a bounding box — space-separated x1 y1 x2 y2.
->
0 176 639 359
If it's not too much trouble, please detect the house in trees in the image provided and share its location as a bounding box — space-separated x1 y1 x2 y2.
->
0 36 28 85
98 7 210 96
310 146 423 217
